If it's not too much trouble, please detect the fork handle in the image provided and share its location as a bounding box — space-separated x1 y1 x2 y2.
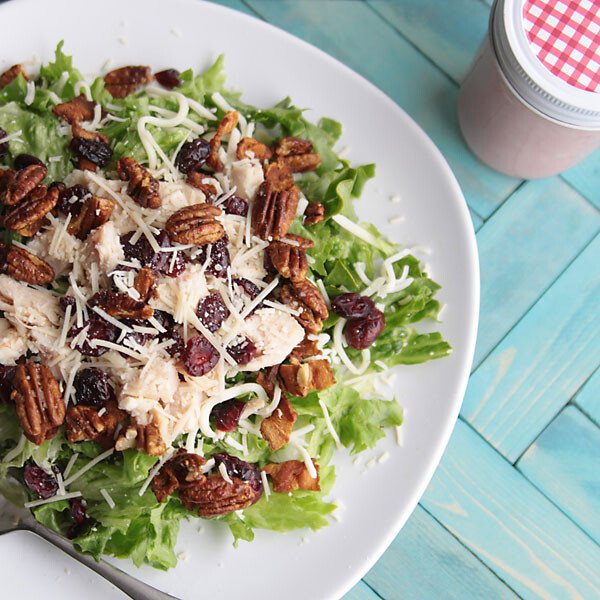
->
26 521 181 600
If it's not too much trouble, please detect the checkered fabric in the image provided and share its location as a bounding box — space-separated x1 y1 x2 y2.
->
523 0 600 92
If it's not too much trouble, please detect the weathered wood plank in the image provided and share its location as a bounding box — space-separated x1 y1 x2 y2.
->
562 148 600 211
463 232 600 461
246 0 521 219
367 0 491 83
363 505 519 600
517 406 600 546
574 366 600 425
471 177 599 369
421 418 600 600
207 0 257 16
343 580 382 600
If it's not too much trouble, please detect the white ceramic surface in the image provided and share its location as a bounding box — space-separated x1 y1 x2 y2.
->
0 1 479 598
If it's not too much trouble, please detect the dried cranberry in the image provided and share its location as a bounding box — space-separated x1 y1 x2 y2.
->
67 498 89 539
159 327 184 357
121 230 185 277
69 316 119 357
227 337 257 365
59 295 76 311
195 236 230 278
24 464 59 499
69 136 113 167
0 128 9 159
331 293 376 320
212 400 246 432
221 195 248 216
13 154 46 170
152 309 174 329
181 335 219 376
0 365 16 403
155 69 181 89
57 184 90 217
233 278 264 310
345 309 385 349
175 138 211 174
73 367 113 408
197 292 230 333
212 453 262 501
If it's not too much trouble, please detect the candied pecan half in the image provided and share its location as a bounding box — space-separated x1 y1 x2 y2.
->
263 162 295 192
5 245 54 284
179 474 256 517
11 362 65 445
1 164 47 206
166 203 224 245
0 64 26 89
260 392 298 451
67 195 115 240
152 449 206 503
289 335 321 361
280 153 322 173
116 157 161 209
116 421 166 456
186 172 218 199
104 65 152 98
90 290 153 320
65 400 126 447
252 181 299 240
52 94 96 125
293 279 329 320
3 184 58 235
304 202 325 226
206 110 239 172
266 234 313 282
274 137 314 157
263 459 320 493
278 359 335 397
280 279 328 334
236 137 272 162
133 267 156 301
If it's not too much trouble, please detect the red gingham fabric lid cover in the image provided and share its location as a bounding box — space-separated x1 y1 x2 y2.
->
523 0 600 93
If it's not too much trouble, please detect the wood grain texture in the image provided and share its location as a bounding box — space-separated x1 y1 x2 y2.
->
246 0 521 220
471 177 599 369
517 406 600 546
574 366 600 425
367 0 491 83
463 232 600 461
421 418 600 600
562 148 600 210
342 580 382 600
363 505 519 600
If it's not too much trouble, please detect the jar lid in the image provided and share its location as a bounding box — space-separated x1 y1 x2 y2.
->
492 0 600 128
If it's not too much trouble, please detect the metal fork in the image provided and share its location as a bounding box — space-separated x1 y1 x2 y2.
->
0 479 181 600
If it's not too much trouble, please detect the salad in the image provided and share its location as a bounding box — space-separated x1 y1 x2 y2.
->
0 44 451 570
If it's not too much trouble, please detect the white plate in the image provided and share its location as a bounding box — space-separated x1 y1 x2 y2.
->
0 0 479 598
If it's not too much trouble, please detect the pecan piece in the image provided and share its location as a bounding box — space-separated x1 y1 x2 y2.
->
166 203 224 245
1 164 47 206
104 65 152 98
293 279 329 320
206 110 239 172
0 64 26 89
263 460 320 493
65 400 126 448
11 362 65 445
3 184 58 235
263 162 295 192
280 279 329 334
252 181 299 240
289 335 321 361
236 137 273 162
179 474 256 517
278 359 335 397
274 137 314 157
52 94 96 125
116 157 161 209
260 392 297 451
152 449 206 503
304 201 325 226
133 267 156 301
280 153 322 173
116 421 166 456
5 245 54 284
266 234 313 282
90 290 153 320
186 171 218 198
67 195 115 240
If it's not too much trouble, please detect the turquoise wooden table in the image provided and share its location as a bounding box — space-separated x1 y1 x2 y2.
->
207 1 600 599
